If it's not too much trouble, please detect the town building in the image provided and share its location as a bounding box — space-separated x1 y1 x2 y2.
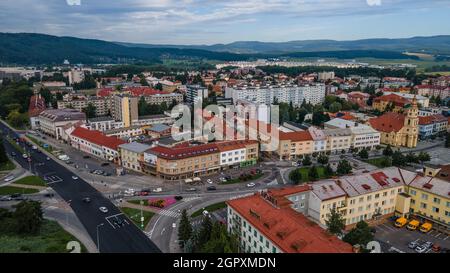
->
118 142 152 173
418 114 448 139
69 127 126 162
369 97 419 148
225 83 326 107
323 128 352 154
28 94 46 130
276 131 314 160
113 94 138 127
226 188 353 253
372 93 410 113
186 85 208 103
324 118 380 150
37 109 86 140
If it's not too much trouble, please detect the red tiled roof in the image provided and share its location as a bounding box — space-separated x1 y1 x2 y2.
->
280 131 313 142
227 193 353 253
374 93 409 106
28 95 46 117
126 87 166 96
419 114 447 125
369 112 406 133
97 88 114 97
71 127 126 150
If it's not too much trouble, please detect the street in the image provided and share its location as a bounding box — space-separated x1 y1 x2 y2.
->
0 121 161 253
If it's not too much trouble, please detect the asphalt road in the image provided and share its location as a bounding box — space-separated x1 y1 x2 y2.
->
0 122 161 253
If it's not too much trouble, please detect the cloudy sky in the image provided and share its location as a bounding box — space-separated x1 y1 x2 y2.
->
0 0 449 44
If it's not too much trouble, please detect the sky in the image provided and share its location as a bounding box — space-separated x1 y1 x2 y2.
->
0 0 449 45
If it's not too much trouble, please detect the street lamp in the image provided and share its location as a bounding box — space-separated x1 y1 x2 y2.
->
96 223 104 253
140 200 144 230
65 200 72 226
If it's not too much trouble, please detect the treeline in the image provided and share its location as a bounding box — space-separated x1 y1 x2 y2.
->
0 79 33 128
258 65 417 79
424 65 450 72
280 50 418 60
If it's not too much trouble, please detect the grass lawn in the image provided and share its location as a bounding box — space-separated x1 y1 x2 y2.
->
221 173 264 185
0 160 15 171
128 199 149 206
13 176 47 187
0 186 39 195
26 135 54 152
191 201 227 218
290 166 329 183
6 138 25 154
365 157 390 168
120 207 154 228
0 220 87 253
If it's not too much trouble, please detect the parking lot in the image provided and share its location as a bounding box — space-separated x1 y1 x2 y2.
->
374 221 449 253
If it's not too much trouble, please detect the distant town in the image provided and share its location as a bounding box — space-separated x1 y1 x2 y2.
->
1 56 449 255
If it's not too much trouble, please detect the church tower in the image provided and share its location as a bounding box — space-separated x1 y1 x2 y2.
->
403 95 419 147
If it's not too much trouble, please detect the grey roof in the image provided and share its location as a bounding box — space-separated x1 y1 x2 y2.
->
88 116 114 122
39 109 86 122
148 124 171 133
138 114 171 120
311 180 347 201
118 142 151 153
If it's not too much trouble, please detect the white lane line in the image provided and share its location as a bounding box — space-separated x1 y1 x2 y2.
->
434 233 442 238
443 236 448 241
382 224 396 232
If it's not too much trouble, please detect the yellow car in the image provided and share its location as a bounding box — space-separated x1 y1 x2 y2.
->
419 222 433 233
406 220 420 231
395 217 408 228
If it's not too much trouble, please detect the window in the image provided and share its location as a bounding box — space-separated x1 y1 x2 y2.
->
420 203 427 209
421 193 428 200
410 189 416 195
433 197 441 204
432 207 440 213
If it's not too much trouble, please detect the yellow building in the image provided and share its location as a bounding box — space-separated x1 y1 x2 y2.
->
277 131 314 160
369 97 419 148
372 93 410 113
406 175 450 233
118 142 151 173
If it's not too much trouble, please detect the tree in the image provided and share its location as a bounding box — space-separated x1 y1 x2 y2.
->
343 221 374 248
329 101 342 113
82 103 97 119
308 165 319 181
324 164 334 177
154 83 163 91
337 160 352 175
6 110 28 129
178 209 192 248
312 111 330 126
200 222 240 253
302 155 312 166
13 200 43 234
317 154 329 165
392 150 406 167
417 152 431 163
358 148 369 159
195 215 213 252
325 208 345 236
289 169 303 184
382 145 393 157
446 133 450 148
380 156 392 167
0 135 9 164
406 152 418 164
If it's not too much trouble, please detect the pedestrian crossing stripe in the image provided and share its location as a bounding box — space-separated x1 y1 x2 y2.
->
157 209 181 218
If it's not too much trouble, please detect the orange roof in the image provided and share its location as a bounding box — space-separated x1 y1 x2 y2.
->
227 193 353 253
280 131 313 142
216 140 258 152
374 93 409 106
419 114 447 125
369 112 405 133
71 127 126 150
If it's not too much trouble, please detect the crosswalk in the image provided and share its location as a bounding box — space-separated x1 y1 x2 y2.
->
157 209 181 218
182 196 201 202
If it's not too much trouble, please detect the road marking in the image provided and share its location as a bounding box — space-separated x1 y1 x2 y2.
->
443 236 448 241
105 213 125 229
157 209 181 218
161 228 165 235
434 232 442 238
381 224 396 232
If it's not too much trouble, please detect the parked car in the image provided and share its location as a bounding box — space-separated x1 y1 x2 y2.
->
22 153 28 159
83 155 91 159
82 197 91 203
46 157 50 161
99 206 108 213
415 245 428 253
152 187 163 193
432 244 441 252
185 187 197 192
207 186 217 191
101 162 110 167
246 182 256 188
10 152 16 157
71 176 78 180
44 193 54 198
408 241 420 249
207 179 213 184
4 175 15 182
